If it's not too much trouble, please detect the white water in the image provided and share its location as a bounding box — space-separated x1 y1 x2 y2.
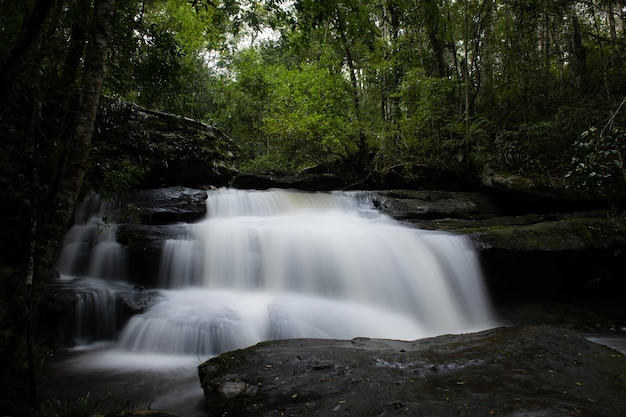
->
115 188 497 357
55 194 131 343
55 187 498 361
57 194 127 281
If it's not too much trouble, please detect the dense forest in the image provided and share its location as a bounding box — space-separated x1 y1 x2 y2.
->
3 0 626 193
1 0 626 407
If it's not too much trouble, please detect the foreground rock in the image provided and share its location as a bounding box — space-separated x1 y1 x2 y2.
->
199 326 626 417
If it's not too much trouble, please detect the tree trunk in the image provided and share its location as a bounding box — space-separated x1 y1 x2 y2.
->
0 0 56 108
23 0 114 402
36 0 115 287
607 0 617 41
380 0 402 162
423 0 446 78
571 10 589 91
334 6 368 169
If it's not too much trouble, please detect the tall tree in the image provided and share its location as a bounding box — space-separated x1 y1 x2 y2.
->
288 0 379 169
0 0 116 402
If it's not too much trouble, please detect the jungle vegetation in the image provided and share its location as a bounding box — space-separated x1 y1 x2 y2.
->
3 0 626 198
1 0 626 406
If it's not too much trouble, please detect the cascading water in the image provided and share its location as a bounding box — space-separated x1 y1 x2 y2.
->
57 194 128 281
54 188 498 353
54 194 132 344
115 188 497 356
44 187 499 415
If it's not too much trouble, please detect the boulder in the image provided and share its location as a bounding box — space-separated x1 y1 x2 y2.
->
117 223 190 286
115 187 207 284
198 325 626 417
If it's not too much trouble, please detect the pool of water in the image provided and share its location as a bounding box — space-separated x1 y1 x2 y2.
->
38 345 210 417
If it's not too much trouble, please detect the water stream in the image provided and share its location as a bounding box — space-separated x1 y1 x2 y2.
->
43 188 499 414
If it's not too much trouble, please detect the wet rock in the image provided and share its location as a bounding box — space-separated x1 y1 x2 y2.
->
117 223 190 285
409 210 626 252
122 187 208 224
366 189 626 304
415 211 626 302
371 189 500 220
199 326 626 417
37 278 161 347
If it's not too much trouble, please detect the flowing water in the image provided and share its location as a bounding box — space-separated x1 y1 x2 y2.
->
42 188 499 415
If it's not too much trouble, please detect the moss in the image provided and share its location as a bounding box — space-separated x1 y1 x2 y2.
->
430 215 626 252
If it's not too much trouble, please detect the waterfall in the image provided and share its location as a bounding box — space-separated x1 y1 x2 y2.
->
114 188 498 356
55 194 130 344
57 194 127 280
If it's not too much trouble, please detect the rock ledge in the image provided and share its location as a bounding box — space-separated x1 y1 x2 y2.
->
199 326 626 417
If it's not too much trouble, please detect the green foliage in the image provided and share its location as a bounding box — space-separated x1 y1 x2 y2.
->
105 0 226 115
397 74 462 163
88 0 626 190
566 126 626 192
262 62 356 170
4 0 626 197
206 46 358 172
204 48 272 160
83 99 153 198
479 121 559 176
240 152 292 172
0 0 23 57
565 97 626 192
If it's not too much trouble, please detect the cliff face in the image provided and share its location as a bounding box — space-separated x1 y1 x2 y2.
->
90 99 240 191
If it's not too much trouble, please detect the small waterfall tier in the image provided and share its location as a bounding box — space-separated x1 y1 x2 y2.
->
54 194 134 344
57 194 127 281
117 188 498 356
